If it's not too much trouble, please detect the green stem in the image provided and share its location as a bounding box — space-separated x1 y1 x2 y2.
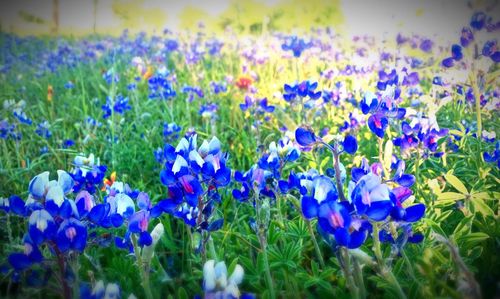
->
340 247 359 299
352 256 366 299
207 235 218 260
276 194 284 227
306 220 325 269
52 244 71 299
258 233 276 299
378 138 389 180
372 223 406 299
470 64 482 140
70 253 80 299
332 150 347 201
132 234 154 299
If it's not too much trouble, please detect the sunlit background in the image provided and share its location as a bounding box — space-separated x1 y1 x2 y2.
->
1 0 497 45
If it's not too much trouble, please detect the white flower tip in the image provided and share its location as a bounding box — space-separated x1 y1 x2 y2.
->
229 264 244 285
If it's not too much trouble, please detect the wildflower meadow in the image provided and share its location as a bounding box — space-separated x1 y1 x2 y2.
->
0 1 499 298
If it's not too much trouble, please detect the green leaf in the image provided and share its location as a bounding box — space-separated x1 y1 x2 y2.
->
452 215 473 239
437 192 465 202
424 218 447 237
456 232 490 246
471 192 492 200
471 198 494 217
444 174 468 194
177 287 188 299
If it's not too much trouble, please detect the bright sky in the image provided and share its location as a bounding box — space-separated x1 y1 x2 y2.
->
0 0 497 45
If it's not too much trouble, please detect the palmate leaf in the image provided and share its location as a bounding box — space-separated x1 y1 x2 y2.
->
444 173 468 194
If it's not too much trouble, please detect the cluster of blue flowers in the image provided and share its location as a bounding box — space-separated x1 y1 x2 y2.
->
1 100 32 140
102 94 132 119
0 159 168 290
283 80 322 107
147 69 176 100
393 118 449 158
442 12 499 67
288 127 425 250
233 136 301 203
157 134 230 234
360 90 406 138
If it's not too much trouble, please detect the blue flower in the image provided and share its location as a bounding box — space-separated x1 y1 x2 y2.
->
470 12 487 31
342 135 358 155
281 36 312 57
360 90 405 138
160 135 231 231
35 121 52 139
102 94 131 119
283 81 322 106
460 27 474 47
295 127 317 146
56 218 88 252
350 173 393 221
148 72 176 100
28 209 57 245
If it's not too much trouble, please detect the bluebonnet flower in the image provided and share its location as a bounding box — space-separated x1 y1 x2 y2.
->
158 135 230 233
470 12 487 31
483 142 499 168
71 153 107 194
232 164 275 202
482 131 496 143
147 69 176 100
182 85 204 102
349 158 425 243
295 172 367 249
35 120 52 139
163 122 182 140
233 135 302 203
339 111 363 134
80 280 122 299
2 170 99 275
239 95 275 129
7 100 33 125
281 36 312 57
349 172 393 221
84 116 102 128
210 81 227 94
103 68 119 84
201 260 254 299
165 39 179 51
0 119 17 140
64 81 74 89
360 90 406 138
283 80 322 108
102 95 131 119
257 137 301 178
62 139 75 148
295 127 358 157
205 38 224 56
443 12 499 65
393 116 448 158
199 103 219 121
419 39 433 53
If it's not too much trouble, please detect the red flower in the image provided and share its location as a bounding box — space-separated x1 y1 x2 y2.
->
235 76 252 90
